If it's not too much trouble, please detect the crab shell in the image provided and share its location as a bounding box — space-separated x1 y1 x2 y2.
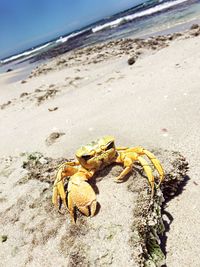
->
75 136 118 171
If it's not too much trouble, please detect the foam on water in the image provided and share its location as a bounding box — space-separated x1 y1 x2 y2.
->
92 0 188 33
1 42 52 64
56 29 89 44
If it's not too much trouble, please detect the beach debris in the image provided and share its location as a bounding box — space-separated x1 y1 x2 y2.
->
0 100 12 110
175 63 181 68
56 58 67 65
21 152 65 183
52 136 164 223
48 107 58 112
1 235 8 242
190 25 200 36
6 68 12 72
36 88 59 105
105 77 115 83
25 24 200 80
45 132 65 146
0 85 61 111
35 88 42 93
27 28 198 79
68 80 78 87
20 92 29 98
128 56 136 65
190 24 199 30
167 33 182 41
29 66 54 78
74 76 84 80
21 80 27 84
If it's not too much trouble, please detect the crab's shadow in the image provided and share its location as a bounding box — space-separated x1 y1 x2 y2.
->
160 174 190 267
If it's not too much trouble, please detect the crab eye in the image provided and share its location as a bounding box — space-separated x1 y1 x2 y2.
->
106 141 114 150
81 155 92 161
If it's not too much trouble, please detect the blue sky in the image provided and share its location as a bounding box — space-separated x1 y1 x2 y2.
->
0 0 144 59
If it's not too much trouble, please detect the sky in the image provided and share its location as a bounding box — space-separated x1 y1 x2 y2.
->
0 0 144 59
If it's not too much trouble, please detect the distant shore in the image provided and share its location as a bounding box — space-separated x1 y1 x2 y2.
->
25 23 200 80
1 22 200 82
1 10 200 73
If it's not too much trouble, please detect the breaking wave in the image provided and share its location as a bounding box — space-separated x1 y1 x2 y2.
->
55 29 89 44
92 0 188 33
1 42 52 64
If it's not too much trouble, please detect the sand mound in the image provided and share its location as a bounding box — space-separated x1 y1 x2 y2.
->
0 150 188 266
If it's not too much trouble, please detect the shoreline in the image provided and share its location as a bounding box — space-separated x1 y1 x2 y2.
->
27 23 200 79
1 17 200 76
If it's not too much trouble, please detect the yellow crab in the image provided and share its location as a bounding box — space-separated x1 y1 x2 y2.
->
52 136 164 222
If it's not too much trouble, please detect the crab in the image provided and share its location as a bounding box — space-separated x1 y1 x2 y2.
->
52 136 164 223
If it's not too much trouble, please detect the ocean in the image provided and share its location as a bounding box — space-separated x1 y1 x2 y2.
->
1 0 200 69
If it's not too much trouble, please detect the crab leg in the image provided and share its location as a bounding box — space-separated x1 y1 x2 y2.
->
141 149 164 186
115 152 155 197
52 162 79 208
117 147 164 185
116 146 129 151
52 167 66 208
67 192 76 223
137 156 155 197
115 156 133 181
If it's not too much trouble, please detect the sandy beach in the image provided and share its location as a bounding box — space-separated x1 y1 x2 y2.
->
0 25 200 266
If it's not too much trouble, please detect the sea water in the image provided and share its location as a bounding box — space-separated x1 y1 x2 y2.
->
1 0 200 67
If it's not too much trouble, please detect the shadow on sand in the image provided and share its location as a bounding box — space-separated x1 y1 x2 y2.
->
160 174 190 267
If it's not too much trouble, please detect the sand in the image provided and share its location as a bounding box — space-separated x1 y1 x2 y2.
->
0 25 200 266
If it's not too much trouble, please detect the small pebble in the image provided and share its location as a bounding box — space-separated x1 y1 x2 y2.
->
161 128 168 133
1 235 7 242
48 107 58 112
128 56 136 65
21 80 27 84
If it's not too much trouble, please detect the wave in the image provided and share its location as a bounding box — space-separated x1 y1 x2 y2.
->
1 42 52 64
55 29 89 44
92 0 188 33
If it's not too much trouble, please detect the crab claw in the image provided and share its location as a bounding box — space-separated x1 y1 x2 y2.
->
52 162 79 209
67 174 97 223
